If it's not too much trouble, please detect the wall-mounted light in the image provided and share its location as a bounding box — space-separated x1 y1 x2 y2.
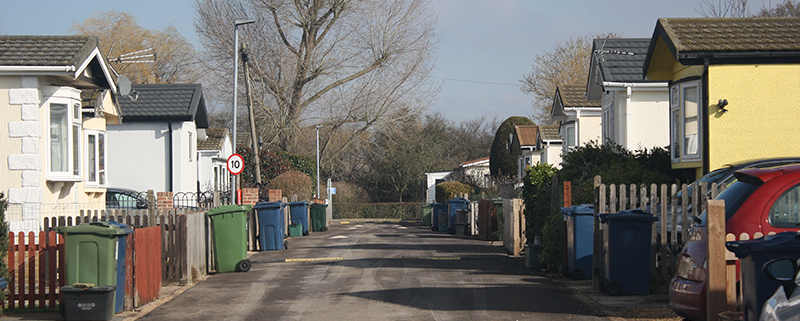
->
719 99 729 113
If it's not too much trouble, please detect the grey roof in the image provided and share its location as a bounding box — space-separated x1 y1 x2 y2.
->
0 35 98 66
591 38 655 83
117 84 209 128
538 124 562 142
559 85 600 108
644 17 800 75
0 35 114 90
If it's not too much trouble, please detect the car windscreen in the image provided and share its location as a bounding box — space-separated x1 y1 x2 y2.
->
698 179 761 226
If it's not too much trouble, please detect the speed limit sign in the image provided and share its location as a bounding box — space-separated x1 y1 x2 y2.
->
227 154 245 175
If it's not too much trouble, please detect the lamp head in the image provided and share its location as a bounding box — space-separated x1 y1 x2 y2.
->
718 99 729 112
235 19 256 26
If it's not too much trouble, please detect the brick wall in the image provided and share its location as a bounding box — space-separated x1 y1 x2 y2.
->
157 192 174 209
268 189 282 202
241 188 258 205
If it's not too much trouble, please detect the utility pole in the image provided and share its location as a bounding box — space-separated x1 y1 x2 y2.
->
242 43 261 185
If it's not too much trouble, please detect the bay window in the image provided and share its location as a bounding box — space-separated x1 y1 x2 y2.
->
669 81 702 162
86 130 107 187
46 87 82 181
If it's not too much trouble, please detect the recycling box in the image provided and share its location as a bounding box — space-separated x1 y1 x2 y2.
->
61 285 116 321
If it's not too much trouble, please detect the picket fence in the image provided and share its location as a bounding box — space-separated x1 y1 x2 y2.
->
593 179 724 284
4 209 197 311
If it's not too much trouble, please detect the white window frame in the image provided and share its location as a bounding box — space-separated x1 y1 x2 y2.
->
669 81 702 163
45 87 82 181
85 130 107 187
566 124 576 149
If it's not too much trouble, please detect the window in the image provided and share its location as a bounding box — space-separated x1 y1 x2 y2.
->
86 130 106 187
770 184 800 228
566 126 576 148
669 81 701 162
46 87 82 181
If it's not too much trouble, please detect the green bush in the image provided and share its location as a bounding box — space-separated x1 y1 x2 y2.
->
0 192 8 311
522 163 559 241
435 181 472 203
559 141 674 204
333 203 422 220
490 116 535 178
539 211 565 272
238 145 292 188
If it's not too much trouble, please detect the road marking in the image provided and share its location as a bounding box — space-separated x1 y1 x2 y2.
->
330 235 348 239
252 257 344 264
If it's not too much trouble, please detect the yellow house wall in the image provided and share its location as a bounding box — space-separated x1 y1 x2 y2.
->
707 64 800 170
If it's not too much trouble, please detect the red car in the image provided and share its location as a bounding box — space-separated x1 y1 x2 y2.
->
669 164 800 321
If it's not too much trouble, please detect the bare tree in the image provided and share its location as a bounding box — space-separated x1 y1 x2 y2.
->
756 0 800 16
520 33 617 124
72 11 200 84
697 0 751 17
195 0 439 155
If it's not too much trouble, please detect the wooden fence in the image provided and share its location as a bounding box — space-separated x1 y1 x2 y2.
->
6 230 63 310
592 178 724 285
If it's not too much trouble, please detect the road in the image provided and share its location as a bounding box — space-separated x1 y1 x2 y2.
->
138 221 607 321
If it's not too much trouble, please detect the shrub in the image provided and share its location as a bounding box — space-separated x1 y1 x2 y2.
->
435 181 472 203
522 163 559 240
490 116 535 179
238 145 292 188
268 170 313 201
329 181 372 203
539 211 565 272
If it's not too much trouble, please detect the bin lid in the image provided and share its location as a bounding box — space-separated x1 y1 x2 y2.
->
105 221 134 234
254 201 283 209
289 201 309 206
206 204 253 217
725 231 800 258
561 204 594 216
598 209 658 223
310 203 328 208
55 222 129 236
61 285 117 293
422 204 432 209
432 203 447 209
446 198 470 204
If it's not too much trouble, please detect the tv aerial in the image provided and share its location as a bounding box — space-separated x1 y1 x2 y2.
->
108 47 156 101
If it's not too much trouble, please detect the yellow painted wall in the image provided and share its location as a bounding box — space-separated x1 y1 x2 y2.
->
645 37 703 81
707 64 800 170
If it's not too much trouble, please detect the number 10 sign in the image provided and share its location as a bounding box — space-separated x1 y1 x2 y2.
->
227 154 245 176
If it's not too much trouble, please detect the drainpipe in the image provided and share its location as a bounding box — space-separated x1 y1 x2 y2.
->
168 122 174 192
702 58 711 175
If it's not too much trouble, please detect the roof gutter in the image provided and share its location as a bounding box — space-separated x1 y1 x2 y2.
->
0 65 77 73
601 81 668 89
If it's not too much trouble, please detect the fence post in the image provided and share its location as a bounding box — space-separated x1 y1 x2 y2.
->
707 199 727 321
592 177 603 291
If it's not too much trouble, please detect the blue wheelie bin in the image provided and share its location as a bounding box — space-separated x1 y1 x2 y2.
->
446 198 470 234
562 204 594 280
254 201 286 251
105 221 133 313
726 232 800 321
598 209 658 295
431 203 447 232
289 201 310 236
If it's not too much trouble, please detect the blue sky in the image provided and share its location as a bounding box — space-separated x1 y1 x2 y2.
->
1 0 708 123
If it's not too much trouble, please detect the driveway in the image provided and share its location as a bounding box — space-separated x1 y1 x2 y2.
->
137 221 607 321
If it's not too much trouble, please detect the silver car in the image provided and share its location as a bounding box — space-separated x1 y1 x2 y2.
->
761 257 800 321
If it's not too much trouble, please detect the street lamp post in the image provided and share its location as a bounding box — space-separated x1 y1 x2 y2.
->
231 19 255 204
316 125 323 199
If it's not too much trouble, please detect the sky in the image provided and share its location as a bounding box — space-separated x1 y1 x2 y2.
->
1 0 711 123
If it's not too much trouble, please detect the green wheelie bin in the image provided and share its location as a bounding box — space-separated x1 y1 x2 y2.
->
56 222 129 314
310 203 328 232
207 204 253 273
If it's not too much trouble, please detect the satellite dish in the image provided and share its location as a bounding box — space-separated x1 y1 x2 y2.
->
118 75 131 96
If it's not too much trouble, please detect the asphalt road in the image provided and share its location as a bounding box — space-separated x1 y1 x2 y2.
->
138 222 607 321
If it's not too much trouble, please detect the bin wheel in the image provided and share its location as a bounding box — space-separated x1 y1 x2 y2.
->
284 241 289 250
236 259 252 272
606 280 621 295
599 278 607 293
431 225 438 232
321 226 328 232
303 231 309 236
447 227 455 234
570 268 584 280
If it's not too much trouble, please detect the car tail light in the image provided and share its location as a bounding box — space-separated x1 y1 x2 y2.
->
676 254 706 281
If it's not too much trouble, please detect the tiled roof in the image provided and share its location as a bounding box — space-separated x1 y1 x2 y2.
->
198 128 228 151
0 35 98 66
657 17 800 52
515 125 538 146
539 124 562 142
591 38 655 83
559 85 601 107
461 157 490 167
117 84 209 128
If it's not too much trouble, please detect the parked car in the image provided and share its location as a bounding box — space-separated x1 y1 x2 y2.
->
106 188 151 209
761 257 800 321
669 164 800 321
